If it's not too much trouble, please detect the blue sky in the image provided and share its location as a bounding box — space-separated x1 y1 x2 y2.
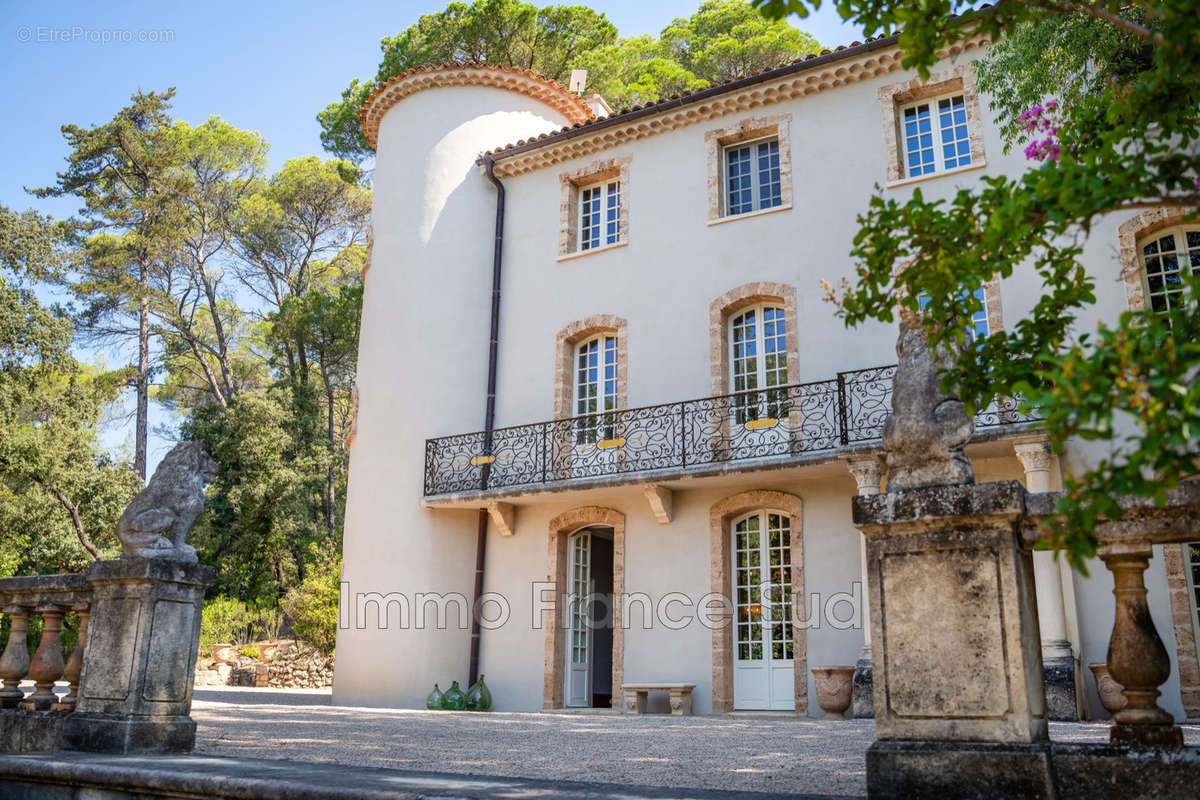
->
0 0 862 467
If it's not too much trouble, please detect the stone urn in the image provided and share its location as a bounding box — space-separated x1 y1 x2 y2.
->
812 666 855 717
1089 662 1127 714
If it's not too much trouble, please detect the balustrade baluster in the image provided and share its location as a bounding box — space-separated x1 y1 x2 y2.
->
0 605 31 709
18 603 66 711
51 602 89 713
1099 543 1184 748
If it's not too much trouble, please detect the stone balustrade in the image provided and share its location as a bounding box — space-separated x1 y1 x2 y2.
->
0 558 212 754
0 575 92 713
0 575 93 750
857 478 1200 798
1025 479 1200 750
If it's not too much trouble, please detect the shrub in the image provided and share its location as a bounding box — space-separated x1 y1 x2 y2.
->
284 553 340 656
238 644 261 660
254 607 284 641
200 596 252 647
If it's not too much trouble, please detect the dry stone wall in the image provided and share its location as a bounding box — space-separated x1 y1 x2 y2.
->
194 640 333 689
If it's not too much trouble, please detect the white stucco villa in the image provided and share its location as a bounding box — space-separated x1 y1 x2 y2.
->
333 32 1200 721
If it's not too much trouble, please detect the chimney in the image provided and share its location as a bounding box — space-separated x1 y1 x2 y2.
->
584 93 612 119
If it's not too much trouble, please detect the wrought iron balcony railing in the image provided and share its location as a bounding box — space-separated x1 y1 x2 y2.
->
423 364 1040 497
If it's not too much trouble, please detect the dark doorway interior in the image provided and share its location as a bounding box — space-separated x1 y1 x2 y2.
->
589 531 614 709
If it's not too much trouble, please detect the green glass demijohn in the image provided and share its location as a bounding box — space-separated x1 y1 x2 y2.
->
425 683 444 710
466 674 492 711
442 680 468 710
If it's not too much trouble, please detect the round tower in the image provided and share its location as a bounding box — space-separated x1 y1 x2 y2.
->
334 65 590 707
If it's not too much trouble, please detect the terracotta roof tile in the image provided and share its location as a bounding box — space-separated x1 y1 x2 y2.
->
360 62 593 149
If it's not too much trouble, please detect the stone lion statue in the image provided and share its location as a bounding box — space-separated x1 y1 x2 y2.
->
882 310 975 490
116 442 218 562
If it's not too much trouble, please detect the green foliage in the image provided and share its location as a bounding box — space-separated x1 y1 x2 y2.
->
185 384 331 602
200 596 290 648
200 595 253 647
658 0 821 84
777 1 1200 569
320 0 822 159
9 91 362 634
284 553 341 656
238 644 261 660
0 207 140 574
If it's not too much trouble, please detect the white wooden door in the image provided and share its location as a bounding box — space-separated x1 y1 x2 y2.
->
732 511 795 710
566 530 593 707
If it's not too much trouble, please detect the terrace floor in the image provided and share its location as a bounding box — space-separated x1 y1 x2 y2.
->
190 687 1200 799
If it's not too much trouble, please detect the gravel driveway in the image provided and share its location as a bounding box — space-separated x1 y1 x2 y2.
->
191 688 1199 798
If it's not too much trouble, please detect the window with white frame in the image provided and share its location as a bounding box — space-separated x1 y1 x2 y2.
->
900 93 972 178
579 180 621 251
729 305 789 424
725 138 782 216
574 334 618 444
1137 226 1200 315
918 286 990 345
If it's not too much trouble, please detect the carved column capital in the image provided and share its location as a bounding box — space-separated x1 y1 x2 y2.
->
843 456 885 496
1013 440 1052 473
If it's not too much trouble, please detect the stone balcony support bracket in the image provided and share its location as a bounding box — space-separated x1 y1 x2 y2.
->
643 484 674 525
485 501 517 538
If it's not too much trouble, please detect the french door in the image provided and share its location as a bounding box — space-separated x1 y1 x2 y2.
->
732 511 795 710
565 529 593 707
728 306 790 456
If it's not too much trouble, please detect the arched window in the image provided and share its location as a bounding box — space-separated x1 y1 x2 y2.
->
574 334 618 444
729 305 788 423
1138 225 1200 315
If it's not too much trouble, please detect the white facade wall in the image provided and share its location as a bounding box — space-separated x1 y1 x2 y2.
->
339 51 1189 719
335 85 574 707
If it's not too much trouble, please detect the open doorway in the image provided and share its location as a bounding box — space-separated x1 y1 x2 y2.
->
565 526 614 709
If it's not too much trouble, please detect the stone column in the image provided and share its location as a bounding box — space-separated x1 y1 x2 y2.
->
63 558 213 754
844 455 883 719
1013 437 1078 720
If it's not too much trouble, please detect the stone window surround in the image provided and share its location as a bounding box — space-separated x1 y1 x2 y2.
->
709 282 801 397
558 156 632 259
705 113 794 223
543 506 625 710
1165 545 1200 720
893 268 1005 339
553 315 629 422
1117 206 1198 313
877 63 987 187
709 489 807 714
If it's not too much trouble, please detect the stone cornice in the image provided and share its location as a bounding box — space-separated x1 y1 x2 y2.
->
361 63 594 149
489 36 988 177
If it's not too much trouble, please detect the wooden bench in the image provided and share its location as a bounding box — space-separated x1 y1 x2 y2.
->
621 683 696 715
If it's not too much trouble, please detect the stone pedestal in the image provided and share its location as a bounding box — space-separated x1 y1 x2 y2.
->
852 657 874 719
854 481 1047 743
1043 659 1079 723
854 480 1051 798
63 558 213 755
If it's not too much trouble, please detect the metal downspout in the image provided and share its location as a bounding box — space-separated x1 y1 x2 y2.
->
469 154 505 688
